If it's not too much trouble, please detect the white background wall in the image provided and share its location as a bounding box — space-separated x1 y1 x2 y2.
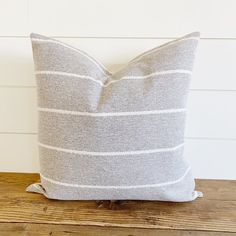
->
0 0 236 179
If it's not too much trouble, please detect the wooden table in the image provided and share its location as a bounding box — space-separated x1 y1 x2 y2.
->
0 173 235 235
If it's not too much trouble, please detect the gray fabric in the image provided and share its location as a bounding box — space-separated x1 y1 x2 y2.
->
39 112 185 151
37 73 190 111
26 32 202 201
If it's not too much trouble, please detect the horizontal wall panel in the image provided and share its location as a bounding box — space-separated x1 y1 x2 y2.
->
0 0 235 38
0 88 236 139
0 134 39 172
1 133 235 179
0 88 37 133
29 0 236 38
184 138 236 180
1 37 236 91
0 0 28 36
186 91 236 139
0 38 34 86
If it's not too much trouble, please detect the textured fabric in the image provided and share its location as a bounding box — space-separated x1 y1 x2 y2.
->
26 32 202 201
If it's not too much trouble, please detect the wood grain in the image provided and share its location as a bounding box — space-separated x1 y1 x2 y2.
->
0 223 235 236
0 173 235 235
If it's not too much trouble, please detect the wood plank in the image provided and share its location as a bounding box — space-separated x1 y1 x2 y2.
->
0 223 235 236
0 173 235 233
28 0 236 38
1 88 236 139
0 0 28 36
1 37 236 91
1 134 236 180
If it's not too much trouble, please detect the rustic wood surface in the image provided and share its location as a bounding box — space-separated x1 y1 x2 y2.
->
0 173 235 235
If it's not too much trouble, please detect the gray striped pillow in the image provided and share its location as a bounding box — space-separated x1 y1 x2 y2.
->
27 32 202 201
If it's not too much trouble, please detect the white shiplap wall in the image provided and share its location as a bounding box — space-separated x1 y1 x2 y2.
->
0 0 236 179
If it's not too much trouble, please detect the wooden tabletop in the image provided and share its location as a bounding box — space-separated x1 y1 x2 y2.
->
0 173 235 235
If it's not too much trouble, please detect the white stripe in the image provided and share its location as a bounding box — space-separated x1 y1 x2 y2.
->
40 166 191 189
38 142 184 156
35 69 192 87
131 36 200 63
36 71 105 86
31 38 111 76
31 36 198 78
38 107 186 117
